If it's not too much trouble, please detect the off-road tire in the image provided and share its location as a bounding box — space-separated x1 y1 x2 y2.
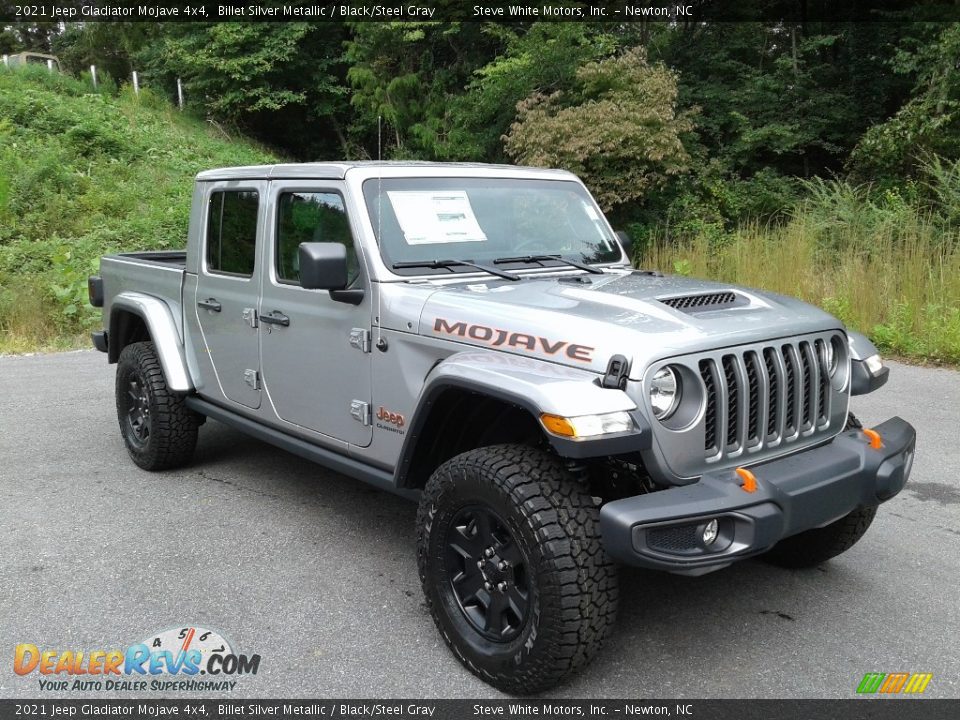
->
762 505 878 568
416 444 619 694
116 341 199 471
762 410 877 568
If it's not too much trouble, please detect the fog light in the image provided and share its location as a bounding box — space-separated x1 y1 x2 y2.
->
702 519 719 546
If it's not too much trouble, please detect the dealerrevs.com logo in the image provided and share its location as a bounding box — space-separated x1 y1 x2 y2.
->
14 626 260 692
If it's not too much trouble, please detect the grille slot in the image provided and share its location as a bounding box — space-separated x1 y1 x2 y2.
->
763 348 780 439
783 345 797 436
695 335 840 463
660 291 738 311
722 355 740 450
745 352 762 445
815 339 830 423
700 360 718 454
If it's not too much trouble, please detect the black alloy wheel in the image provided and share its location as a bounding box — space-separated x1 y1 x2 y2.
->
123 376 151 446
444 505 531 642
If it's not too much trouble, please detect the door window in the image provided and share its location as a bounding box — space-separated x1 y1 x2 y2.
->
276 192 359 286
206 190 260 277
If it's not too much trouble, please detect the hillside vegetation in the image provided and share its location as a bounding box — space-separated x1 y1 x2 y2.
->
0 67 276 353
0 63 957 364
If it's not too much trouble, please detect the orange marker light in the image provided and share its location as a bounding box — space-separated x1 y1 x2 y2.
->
862 428 883 450
540 413 576 438
735 467 758 493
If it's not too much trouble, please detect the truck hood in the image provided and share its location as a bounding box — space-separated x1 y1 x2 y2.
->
415 270 843 378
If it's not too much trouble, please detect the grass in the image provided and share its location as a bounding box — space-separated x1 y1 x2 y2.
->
0 65 277 353
641 205 960 365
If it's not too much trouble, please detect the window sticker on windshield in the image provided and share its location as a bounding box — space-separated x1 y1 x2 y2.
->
387 191 488 245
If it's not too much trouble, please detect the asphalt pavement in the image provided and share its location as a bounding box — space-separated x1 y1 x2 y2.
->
1 350 958 699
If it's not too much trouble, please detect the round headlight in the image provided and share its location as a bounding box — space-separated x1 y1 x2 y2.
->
822 340 837 377
827 335 845 377
650 366 681 420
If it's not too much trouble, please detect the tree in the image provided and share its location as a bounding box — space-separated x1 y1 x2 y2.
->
848 22 960 179
443 23 617 162
139 22 350 158
503 48 694 210
345 21 505 159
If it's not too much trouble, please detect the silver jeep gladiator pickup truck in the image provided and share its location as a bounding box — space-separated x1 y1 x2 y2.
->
89 162 915 693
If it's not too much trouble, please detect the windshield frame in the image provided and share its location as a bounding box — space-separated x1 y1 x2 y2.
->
360 175 626 278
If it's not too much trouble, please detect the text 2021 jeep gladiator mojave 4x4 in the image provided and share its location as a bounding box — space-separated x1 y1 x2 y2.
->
88 162 916 693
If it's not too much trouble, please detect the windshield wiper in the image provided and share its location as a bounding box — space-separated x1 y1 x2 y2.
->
392 259 521 281
493 254 604 274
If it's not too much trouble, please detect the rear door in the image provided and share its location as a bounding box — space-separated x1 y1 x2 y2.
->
194 181 265 409
258 181 373 446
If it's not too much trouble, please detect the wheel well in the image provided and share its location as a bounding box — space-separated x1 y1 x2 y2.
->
108 309 150 363
401 389 545 490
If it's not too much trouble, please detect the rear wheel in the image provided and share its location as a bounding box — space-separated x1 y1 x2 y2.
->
416 444 618 694
116 341 199 470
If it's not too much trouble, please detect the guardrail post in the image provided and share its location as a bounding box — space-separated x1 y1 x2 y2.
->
177 77 184 109
90 64 97 89
47 58 53 72
132 70 139 95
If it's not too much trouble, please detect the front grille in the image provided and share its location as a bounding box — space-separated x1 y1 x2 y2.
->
697 338 835 460
660 291 738 311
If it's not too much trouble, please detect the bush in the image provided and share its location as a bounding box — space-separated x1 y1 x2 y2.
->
0 68 277 353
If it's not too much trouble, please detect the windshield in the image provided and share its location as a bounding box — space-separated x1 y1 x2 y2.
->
362 177 622 276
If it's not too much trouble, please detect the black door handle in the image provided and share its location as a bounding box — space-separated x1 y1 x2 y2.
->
198 298 221 312
260 311 290 327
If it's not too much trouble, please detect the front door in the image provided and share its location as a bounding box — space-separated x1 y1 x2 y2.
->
194 181 265 409
259 182 373 446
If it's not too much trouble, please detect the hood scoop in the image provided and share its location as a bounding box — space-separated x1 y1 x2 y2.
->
659 291 744 313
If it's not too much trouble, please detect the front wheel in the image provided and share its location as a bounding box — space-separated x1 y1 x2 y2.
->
416 445 619 694
116 341 199 471
761 505 878 568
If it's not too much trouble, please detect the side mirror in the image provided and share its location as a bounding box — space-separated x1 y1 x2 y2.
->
615 230 634 261
298 242 363 305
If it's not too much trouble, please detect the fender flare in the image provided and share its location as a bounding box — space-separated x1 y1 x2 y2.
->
109 292 194 392
847 330 889 396
394 351 650 487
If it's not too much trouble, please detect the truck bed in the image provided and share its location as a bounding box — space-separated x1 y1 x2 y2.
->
100 250 188 340
112 250 187 268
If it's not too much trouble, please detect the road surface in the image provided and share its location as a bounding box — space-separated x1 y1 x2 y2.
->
1 351 957 699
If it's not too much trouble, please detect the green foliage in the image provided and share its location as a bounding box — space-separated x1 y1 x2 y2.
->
503 48 694 210
0 67 276 350
848 24 960 179
345 22 506 159
137 22 349 158
443 23 616 161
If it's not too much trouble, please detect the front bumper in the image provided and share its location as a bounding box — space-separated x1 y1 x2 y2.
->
600 416 916 575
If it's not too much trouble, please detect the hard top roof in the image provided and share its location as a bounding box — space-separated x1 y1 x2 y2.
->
195 161 574 182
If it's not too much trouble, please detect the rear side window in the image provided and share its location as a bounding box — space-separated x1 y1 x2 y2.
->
276 191 358 285
206 190 260 276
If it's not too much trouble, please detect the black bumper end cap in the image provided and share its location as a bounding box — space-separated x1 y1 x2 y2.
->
91 331 108 353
